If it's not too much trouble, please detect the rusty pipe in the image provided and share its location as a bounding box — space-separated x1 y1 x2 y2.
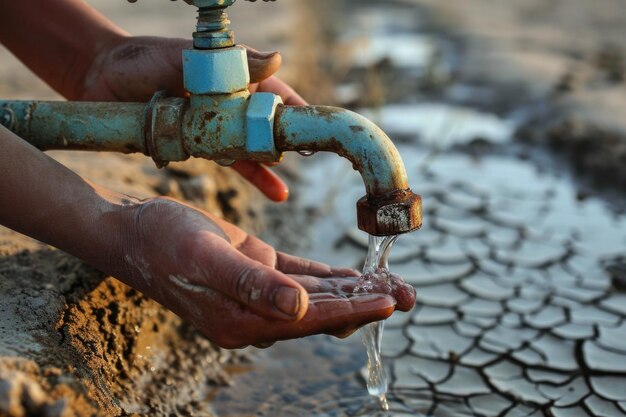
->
274 105 422 236
0 101 148 154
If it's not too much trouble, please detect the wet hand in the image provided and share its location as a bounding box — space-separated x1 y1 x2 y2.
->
354 269 416 313
118 197 404 348
80 36 306 202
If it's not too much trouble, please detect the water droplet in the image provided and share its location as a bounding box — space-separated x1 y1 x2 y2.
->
297 150 316 157
216 159 236 167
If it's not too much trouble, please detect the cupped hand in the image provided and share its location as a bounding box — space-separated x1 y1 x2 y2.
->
117 197 415 348
80 36 306 202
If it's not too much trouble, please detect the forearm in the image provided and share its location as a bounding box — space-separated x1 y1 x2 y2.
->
0 125 131 272
0 0 127 100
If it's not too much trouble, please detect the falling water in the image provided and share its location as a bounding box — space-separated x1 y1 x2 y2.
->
354 234 398 411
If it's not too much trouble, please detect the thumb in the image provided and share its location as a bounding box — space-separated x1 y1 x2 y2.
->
205 240 309 321
245 46 282 84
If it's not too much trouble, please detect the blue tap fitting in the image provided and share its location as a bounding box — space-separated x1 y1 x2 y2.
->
183 46 249 94
181 0 283 163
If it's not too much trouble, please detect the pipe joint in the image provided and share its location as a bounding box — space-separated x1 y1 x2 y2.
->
145 92 189 168
246 93 283 162
357 190 422 236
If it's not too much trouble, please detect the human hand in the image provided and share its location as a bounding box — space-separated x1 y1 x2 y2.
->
80 36 305 202
115 197 415 348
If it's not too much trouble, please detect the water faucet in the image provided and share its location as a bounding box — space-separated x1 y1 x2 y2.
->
0 0 422 236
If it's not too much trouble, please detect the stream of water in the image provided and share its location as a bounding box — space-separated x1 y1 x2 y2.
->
354 234 399 411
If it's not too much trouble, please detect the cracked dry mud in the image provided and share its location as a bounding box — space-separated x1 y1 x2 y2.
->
380 153 626 417
211 1 626 416
213 150 626 417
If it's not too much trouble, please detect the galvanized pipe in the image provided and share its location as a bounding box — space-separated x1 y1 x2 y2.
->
274 105 410 196
0 100 147 154
0 97 422 235
274 105 422 235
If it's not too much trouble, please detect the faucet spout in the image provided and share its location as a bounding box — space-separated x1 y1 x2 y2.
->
274 105 422 236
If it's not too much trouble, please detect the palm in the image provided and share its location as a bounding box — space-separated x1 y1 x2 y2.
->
119 198 414 348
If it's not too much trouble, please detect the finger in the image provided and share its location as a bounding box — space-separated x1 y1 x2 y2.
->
161 38 193 97
276 252 361 278
385 272 417 312
255 76 308 106
288 275 358 295
330 267 361 278
197 236 308 321
177 288 395 349
245 46 282 84
234 234 278 268
276 252 333 276
230 161 289 202
329 328 359 339
257 293 396 343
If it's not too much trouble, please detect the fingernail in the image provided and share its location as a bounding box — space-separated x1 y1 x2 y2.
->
249 50 280 60
274 287 300 317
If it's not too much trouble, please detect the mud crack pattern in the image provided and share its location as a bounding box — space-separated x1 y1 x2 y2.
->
210 2 626 415
213 151 626 417
344 153 626 417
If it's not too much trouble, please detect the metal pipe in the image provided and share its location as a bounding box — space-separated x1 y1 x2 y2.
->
275 105 408 196
0 100 147 154
274 105 422 236
0 98 422 235
0 96 192 168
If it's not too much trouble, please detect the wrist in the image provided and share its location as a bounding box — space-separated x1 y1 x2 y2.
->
59 189 140 281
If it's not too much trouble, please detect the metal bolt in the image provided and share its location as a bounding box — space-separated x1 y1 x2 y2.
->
193 7 234 49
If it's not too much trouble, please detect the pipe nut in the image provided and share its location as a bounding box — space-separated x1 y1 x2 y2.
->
183 46 249 94
357 190 422 236
145 92 189 168
246 93 283 162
